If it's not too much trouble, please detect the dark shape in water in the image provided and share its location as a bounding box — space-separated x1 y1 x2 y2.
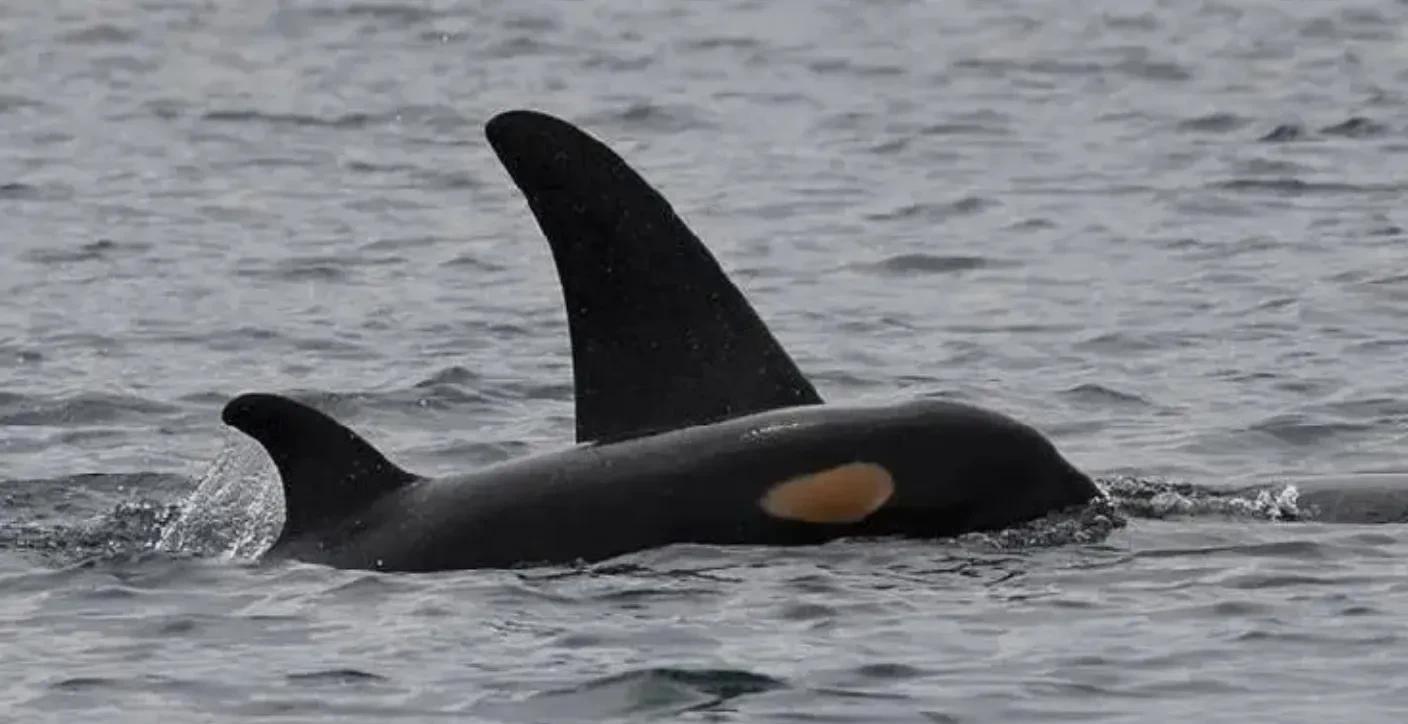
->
1259 124 1303 143
221 110 1102 572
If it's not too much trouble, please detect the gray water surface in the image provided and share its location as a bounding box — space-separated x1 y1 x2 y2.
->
4 1 1408 721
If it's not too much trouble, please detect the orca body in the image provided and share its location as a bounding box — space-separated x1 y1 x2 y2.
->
226 393 1096 571
223 109 1102 572
1278 474 1408 524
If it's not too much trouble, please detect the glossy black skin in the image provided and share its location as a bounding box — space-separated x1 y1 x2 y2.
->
483 109 824 444
264 399 1098 572
227 109 1102 572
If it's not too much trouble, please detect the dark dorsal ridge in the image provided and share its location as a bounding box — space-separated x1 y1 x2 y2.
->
221 393 420 539
484 109 823 444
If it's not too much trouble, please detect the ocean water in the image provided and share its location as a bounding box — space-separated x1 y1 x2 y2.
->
3 0 1408 721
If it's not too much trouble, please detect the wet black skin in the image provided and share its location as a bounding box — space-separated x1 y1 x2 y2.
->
225 393 1098 572
221 108 1102 572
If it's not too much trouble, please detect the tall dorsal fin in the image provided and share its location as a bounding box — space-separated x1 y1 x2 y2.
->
484 109 823 444
221 393 420 539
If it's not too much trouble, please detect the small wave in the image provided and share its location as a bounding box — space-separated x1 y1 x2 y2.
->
583 101 715 134
22 239 148 264
1116 58 1191 82
683 36 763 52
1249 414 1372 446
863 196 998 223
1213 178 1403 195
582 50 655 73
286 669 389 685
486 34 567 58
1176 112 1249 133
411 168 480 190
1259 124 1304 142
920 121 1011 137
0 393 180 427
1075 330 1198 354
201 110 380 130
1008 217 1056 231
863 136 907 155
301 3 437 24
1230 158 1312 175
62 24 137 44
1060 383 1152 409
1315 395 1408 419
0 181 40 199
159 327 282 353
1320 117 1389 138
414 365 481 387
859 253 1006 277
854 663 930 680
956 57 1103 78
0 94 45 113
383 383 491 410
0 346 42 364
444 252 509 272
360 236 446 253
807 57 905 78
1259 118 1393 142
517 668 786 720
236 257 349 283
1104 13 1160 30
343 159 417 174
50 674 186 692
0 181 73 201
1300 14 1395 41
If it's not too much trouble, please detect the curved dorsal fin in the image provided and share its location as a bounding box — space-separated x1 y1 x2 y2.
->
221 393 420 539
484 109 823 444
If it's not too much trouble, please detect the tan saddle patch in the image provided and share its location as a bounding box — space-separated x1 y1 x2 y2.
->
759 462 895 524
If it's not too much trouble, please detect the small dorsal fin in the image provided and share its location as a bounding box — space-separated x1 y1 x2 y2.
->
221 393 420 539
484 109 823 444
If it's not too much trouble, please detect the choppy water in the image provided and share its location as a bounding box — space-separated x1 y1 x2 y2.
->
4 0 1408 721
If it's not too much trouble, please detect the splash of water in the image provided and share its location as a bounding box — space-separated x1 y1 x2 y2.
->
957 495 1128 549
1098 476 1302 521
155 433 284 560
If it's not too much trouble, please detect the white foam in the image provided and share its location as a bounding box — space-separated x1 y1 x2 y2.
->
155 432 284 560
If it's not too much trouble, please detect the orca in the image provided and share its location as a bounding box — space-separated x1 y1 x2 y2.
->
1273 474 1408 524
221 109 1102 572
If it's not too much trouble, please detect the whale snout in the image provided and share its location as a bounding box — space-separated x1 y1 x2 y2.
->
1062 463 1102 503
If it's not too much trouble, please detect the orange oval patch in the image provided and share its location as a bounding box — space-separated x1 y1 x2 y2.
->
758 462 895 524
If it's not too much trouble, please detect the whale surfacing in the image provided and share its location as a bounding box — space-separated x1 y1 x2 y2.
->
221 109 1102 572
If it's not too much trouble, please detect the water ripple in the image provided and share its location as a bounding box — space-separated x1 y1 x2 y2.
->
858 253 1010 277
202 110 382 130
5 1 1408 721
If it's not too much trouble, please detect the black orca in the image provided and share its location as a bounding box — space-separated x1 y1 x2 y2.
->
221 110 1102 572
